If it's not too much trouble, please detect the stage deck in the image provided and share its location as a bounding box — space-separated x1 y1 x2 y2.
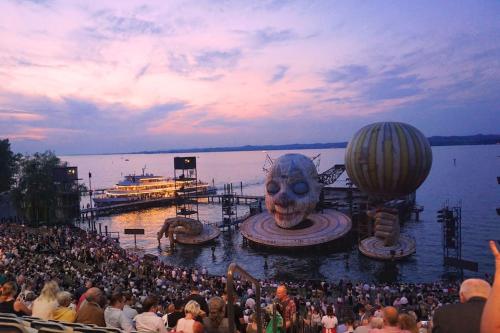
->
240 210 352 248
359 235 416 260
176 224 221 244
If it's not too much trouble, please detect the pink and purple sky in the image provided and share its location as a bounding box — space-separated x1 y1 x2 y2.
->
1 0 499 154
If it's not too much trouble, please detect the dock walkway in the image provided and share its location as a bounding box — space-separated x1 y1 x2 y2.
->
81 194 264 218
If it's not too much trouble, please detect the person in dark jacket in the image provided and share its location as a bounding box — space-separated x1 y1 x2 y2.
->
184 286 209 315
164 299 185 329
432 278 491 333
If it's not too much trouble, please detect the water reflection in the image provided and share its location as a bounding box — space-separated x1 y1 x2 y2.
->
220 232 236 262
374 261 400 283
272 257 325 281
162 245 204 268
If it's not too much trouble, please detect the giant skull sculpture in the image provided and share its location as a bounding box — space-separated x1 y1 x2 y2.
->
265 154 322 229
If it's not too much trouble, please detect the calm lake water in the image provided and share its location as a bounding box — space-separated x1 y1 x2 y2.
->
63 145 500 282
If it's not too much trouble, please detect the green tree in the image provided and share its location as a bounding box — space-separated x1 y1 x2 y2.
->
12 151 65 225
0 138 20 192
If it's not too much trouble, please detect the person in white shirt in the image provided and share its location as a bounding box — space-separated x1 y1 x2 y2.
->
134 296 166 333
321 306 338 333
104 292 133 332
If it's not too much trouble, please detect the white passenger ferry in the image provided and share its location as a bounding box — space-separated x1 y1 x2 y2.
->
93 171 215 207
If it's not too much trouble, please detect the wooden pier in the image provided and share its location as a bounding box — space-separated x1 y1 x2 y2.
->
192 193 264 205
205 212 252 230
80 189 106 196
81 197 177 218
80 194 264 218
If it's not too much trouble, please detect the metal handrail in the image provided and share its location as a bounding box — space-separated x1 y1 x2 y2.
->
272 301 278 333
227 263 263 333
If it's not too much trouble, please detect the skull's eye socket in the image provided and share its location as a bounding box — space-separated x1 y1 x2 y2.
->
266 181 280 195
291 181 309 195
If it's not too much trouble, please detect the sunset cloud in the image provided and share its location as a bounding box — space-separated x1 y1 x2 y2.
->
0 0 498 154
0 109 45 121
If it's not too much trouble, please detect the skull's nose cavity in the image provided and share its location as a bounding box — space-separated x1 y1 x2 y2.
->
275 191 292 207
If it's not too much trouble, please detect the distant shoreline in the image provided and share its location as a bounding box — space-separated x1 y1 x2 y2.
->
62 134 500 156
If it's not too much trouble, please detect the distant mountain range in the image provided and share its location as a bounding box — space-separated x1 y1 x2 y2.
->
133 134 500 154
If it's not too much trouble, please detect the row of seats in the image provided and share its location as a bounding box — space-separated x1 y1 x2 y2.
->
0 313 130 333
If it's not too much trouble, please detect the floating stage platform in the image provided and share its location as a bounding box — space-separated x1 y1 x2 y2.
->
359 235 416 260
175 224 221 245
240 210 352 248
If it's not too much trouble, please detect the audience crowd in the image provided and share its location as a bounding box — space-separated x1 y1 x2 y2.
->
0 224 497 333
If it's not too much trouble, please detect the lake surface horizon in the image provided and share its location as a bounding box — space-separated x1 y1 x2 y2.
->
63 145 500 282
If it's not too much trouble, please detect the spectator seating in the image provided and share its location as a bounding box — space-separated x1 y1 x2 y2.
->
0 314 17 318
37 329 65 333
30 322 66 332
0 313 124 333
0 318 24 325
59 323 84 329
0 322 30 333
20 318 39 323
73 328 108 333
102 328 121 333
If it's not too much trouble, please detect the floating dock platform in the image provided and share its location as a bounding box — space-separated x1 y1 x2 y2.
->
359 235 416 260
176 224 221 244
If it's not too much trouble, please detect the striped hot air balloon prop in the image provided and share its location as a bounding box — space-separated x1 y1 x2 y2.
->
345 122 432 199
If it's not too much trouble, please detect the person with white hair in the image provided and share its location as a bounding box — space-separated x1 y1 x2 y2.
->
32 280 60 320
52 291 76 322
245 297 256 311
176 300 202 333
370 317 384 330
432 278 491 333
203 296 229 333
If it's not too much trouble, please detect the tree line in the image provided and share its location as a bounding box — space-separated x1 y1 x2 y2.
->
0 138 82 226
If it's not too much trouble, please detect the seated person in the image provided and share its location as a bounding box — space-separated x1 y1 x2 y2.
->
0 282 31 316
52 291 77 323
